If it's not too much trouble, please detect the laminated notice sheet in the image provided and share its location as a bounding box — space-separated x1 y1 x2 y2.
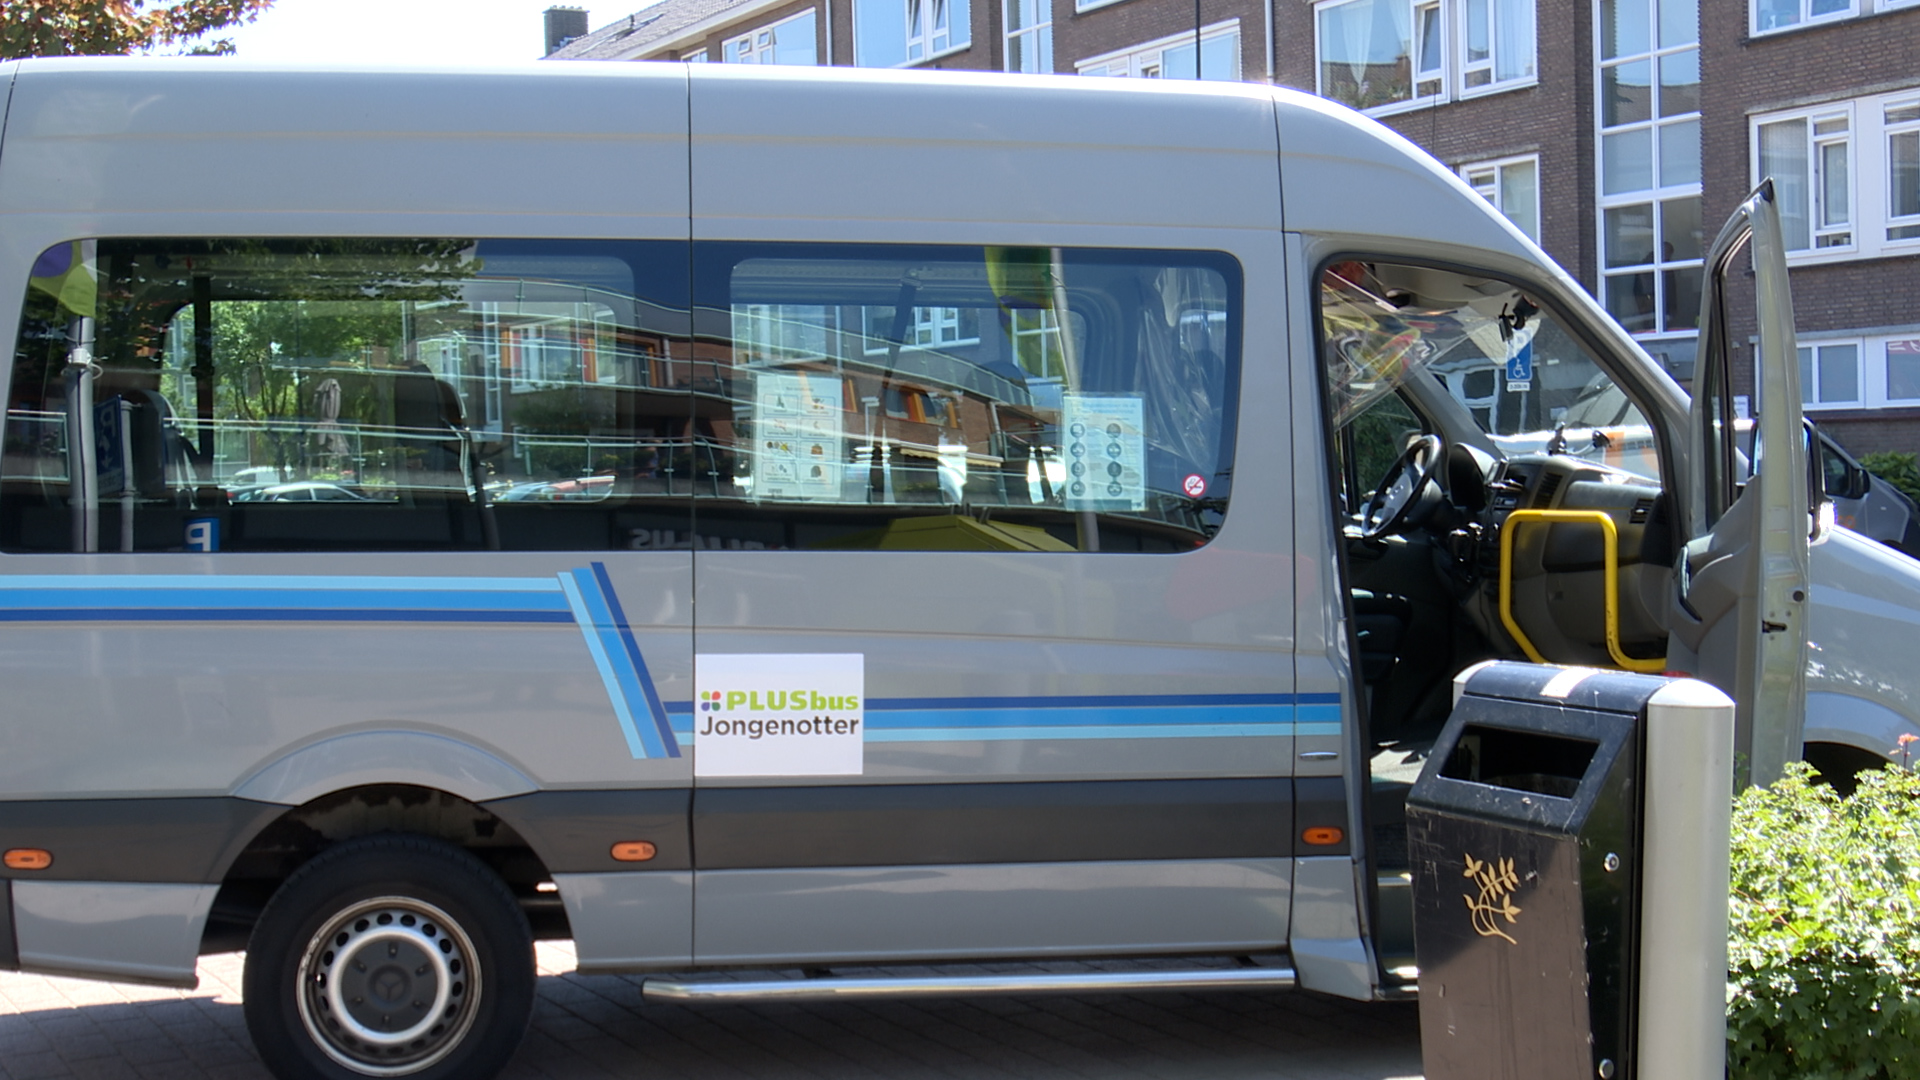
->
752 371 844 502
1060 392 1145 512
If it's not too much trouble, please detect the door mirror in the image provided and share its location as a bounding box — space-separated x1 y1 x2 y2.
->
1814 426 1871 501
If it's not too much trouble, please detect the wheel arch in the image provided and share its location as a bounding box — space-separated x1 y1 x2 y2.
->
205 783 567 955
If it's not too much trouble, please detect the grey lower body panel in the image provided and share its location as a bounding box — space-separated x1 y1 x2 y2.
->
11 881 219 987
552 871 693 971
692 858 1292 967
1288 855 1374 1001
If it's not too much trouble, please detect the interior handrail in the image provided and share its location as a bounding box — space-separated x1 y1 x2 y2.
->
1498 509 1667 673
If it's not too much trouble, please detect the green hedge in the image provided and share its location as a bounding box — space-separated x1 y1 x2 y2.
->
1728 761 1920 1078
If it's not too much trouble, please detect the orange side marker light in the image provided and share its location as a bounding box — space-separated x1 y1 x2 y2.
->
4 848 52 870
611 841 657 863
1301 827 1344 847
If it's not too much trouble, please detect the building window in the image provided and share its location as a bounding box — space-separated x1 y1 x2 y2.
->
861 306 982 353
1314 0 1535 115
724 10 819 65
1004 0 1052 72
1799 341 1863 409
684 48 711 61
853 0 972 66
1888 99 1920 242
1075 22 1240 80
1882 337 1920 403
1751 0 1855 34
1757 107 1853 252
1752 92 1920 263
1595 0 1701 338
1460 155 1541 240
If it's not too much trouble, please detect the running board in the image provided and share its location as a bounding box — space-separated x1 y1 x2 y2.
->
641 964 1297 1004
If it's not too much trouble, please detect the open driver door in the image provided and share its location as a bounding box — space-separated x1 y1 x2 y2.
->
1667 181 1817 788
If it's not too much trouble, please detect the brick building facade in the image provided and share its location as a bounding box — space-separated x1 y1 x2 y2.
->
545 0 1920 455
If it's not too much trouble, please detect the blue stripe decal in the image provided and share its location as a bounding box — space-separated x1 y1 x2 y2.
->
868 724 1298 743
590 562 679 758
666 696 1333 743
0 588 571 612
869 693 1300 711
557 573 649 760
0 574 564 592
873 704 1293 729
0 608 573 624
566 569 667 760
0 574 571 623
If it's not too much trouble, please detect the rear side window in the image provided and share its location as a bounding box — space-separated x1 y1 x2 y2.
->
2 238 691 553
690 243 1240 552
3 239 1237 554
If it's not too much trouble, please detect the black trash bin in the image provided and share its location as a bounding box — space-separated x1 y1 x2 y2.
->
1409 661 1679 1080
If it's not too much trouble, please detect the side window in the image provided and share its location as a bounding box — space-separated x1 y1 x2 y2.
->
690 243 1241 552
1320 259 1661 485
3 238 691 553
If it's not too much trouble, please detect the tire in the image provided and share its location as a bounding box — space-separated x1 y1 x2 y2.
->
243 835 535 1080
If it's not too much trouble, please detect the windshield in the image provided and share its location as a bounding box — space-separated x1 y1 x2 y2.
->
1321 260 1661 484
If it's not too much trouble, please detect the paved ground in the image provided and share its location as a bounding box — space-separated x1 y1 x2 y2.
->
0 945 1424 1080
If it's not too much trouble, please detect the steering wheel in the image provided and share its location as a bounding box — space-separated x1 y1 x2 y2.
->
1361 433 1445 540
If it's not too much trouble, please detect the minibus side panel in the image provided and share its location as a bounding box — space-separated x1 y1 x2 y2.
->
0 62 702 979
685 72 1297 964
694 860 1292 966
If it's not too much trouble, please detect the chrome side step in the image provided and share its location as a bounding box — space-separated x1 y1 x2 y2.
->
641 964 1297 1004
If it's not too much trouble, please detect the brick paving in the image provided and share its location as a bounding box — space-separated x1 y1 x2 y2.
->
0 945 1423 1080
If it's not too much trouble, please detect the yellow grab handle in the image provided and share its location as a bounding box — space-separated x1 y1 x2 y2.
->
1498 509 1666 673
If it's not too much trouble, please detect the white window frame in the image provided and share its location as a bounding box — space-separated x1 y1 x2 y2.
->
1888 97 1920 245
1879 334 1920 405
1753 91 1920 266
1074 21 1242 81
1750 0 1918 36
722 9 818 65
905 0 954 62
1459 154 1541 240
1311 0 1535 118
852 0 972 68
1751 0 1858 36
1797 339 1865 410
1002 0 1052 73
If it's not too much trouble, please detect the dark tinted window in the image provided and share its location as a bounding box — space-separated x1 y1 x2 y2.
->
690 243 1240 553
3 239 690 553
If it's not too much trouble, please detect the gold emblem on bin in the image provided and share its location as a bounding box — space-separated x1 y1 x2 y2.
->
1462 853 1522 944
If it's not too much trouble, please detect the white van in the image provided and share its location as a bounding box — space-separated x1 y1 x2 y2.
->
0 57 1903 1080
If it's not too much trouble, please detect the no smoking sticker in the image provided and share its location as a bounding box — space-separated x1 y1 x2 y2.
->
1182 474 1208 498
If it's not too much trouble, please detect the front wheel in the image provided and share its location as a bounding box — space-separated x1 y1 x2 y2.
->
243 835 535 1080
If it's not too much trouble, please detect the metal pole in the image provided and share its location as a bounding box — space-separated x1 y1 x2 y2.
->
1638 678 1734 1079
64 317 98 554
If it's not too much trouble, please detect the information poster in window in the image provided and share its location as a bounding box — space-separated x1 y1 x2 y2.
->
752 371 843 502
1060 392 1145 512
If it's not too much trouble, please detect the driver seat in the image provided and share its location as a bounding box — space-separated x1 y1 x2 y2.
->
1350 589 1412 685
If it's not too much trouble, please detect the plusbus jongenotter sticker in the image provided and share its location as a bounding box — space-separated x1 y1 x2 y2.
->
693 653 864 777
